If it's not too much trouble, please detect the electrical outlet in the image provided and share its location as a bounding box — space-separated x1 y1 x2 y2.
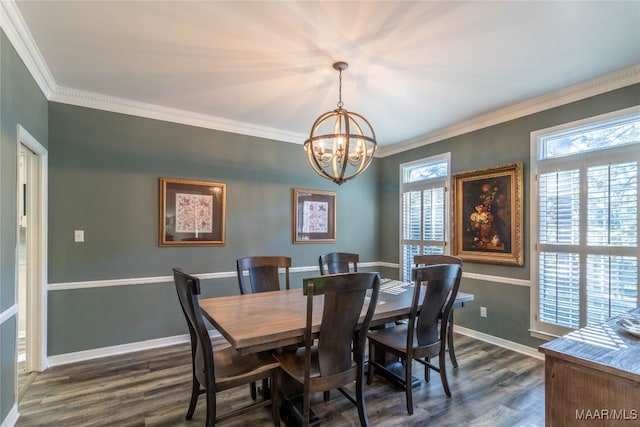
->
480 306 487 318
74 230 85 242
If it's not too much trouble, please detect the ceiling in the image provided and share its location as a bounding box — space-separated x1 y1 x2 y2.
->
10 1 640 153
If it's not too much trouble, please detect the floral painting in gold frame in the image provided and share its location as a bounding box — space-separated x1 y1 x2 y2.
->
159 177 226 246
293 188 336 243
452 162 523 265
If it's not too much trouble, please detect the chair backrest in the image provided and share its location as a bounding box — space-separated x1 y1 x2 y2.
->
173 268 215 391
409 264 462 350
318 252 359 275
302 272 380 378
236 256 291 294
413 254 463 268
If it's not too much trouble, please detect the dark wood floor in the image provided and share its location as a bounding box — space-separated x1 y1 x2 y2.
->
16 334 544 426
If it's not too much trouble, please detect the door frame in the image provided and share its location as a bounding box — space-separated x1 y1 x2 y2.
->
17 124 48 372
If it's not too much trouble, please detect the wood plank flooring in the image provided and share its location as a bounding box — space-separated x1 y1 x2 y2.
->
16 334 544 426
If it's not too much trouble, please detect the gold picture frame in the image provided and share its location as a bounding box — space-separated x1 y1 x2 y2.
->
293 188 336 243
159 177 226 246
452 162 523 265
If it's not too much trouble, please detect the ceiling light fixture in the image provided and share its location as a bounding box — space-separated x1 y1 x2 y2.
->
304 61 377 185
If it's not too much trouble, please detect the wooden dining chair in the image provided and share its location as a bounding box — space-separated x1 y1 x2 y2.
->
414 254 464 368
236 256 291 294
275 272 381 427
367 264 462 415
318 252 359 275
236 255 291 399
172 268 281 426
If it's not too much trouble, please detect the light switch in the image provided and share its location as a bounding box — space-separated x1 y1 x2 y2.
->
74 230 84 242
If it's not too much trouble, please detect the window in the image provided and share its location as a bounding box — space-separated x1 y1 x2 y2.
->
400 154 450 281
531 107 640 338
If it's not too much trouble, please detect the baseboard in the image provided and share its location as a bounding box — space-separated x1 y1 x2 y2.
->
45 325 541 368
0 405 19 427
47 330 222 367
454 325 544 360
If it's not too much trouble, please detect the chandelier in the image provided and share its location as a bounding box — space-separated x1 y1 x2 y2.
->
304 61 377 185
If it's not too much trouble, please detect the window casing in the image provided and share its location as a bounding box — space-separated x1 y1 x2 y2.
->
400 154 450 281
531 107 640 338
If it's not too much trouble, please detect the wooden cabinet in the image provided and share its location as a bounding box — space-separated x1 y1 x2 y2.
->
539 308 640 427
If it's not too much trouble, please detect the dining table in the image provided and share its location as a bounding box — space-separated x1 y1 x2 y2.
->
199 277 474 426
199 277 475 356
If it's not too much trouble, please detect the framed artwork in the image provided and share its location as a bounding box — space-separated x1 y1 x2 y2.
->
452 162 523 265
293 188 336 243
159 177 226 246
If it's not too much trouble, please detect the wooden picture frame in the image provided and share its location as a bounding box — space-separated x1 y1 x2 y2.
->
293 188 336 243
452 162 523 265
159 177 226 246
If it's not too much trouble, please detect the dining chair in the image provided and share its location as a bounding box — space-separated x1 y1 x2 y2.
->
318 252 359 275
414 254 464 368
367 263 462 415
172 268 281 426
236 255 292 399
236 256 291 294
275 272 381 427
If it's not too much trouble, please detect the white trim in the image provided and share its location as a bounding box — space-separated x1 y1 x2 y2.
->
17 125 48 372
454 325 544 361
47 330 221 368
0 405 19 427
50 86 306 145
47 263 528 290
378 64 640 157
0 305 18 324
462 272 530 287
45 324 543 368
0 0 55 98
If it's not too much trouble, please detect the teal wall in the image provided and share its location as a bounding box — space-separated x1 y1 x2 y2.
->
47 103 380 355
0 29 48 425
378 83 640 347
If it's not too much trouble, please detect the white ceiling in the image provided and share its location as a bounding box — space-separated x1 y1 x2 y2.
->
9 1 640 153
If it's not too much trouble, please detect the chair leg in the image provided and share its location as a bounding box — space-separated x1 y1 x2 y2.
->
303 386 311 427
424 357 431 382
186 377 199 420
405 358 414 415
439 348 451 397
271 371 281 427
324 390 330 402
447 311 458 368
205 387 216 427
356 366 370 427
366 341 375 385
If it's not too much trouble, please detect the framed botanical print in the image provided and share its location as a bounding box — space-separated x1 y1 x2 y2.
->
293 188 336 243
159 177 226 246
452 162 523 265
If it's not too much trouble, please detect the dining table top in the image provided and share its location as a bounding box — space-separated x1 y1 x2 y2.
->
199 278 475 355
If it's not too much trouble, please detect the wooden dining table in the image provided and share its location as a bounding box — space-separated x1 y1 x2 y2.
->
199 278 475 356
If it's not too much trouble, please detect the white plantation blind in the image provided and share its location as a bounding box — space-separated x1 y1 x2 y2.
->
400 155 449 282
533 107 640 337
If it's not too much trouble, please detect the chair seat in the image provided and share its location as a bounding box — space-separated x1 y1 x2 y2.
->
214 346 279 388
368 324 440 358
276 347 357 386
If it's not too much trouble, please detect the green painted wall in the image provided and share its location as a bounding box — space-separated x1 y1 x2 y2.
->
47 102 380 355
378 83 640 347
0 29 48 425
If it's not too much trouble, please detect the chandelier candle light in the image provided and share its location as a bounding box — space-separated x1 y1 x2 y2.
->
304 61 377 185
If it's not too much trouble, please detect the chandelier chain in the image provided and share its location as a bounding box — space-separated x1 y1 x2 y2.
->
337 68 343 109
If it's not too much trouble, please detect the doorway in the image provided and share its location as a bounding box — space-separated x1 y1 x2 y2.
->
16 125 48 383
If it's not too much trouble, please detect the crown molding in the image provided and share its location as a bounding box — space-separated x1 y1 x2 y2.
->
0 0 55 98
377 64 640 157
50 86 307 144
